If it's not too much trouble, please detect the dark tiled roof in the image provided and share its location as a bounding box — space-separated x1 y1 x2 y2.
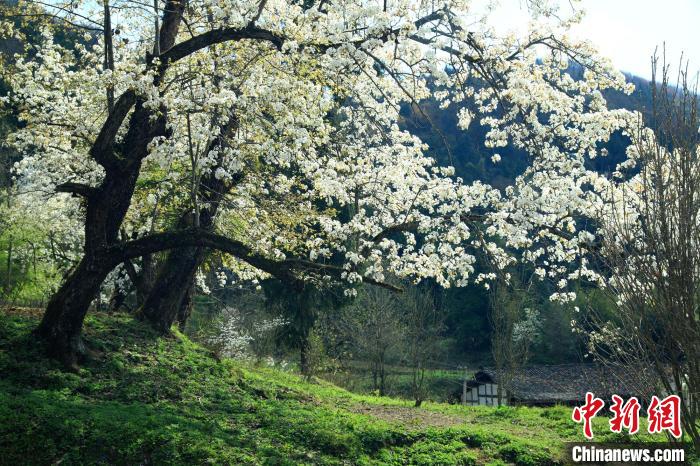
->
474 364 655 403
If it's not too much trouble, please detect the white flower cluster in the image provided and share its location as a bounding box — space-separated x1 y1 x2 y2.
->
208 306 287 359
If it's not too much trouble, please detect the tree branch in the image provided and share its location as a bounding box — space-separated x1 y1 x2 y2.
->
87 0 185 169
107 229 401 291
89 90 137 168
55 182 96 198
249 0 268 24
159 25 284 66
158 0 187 53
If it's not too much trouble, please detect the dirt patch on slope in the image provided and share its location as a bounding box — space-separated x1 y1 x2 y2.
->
351 403 465 429
0 307 44 318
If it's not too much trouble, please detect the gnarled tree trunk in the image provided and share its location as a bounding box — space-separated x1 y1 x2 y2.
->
139 113 239 333
122 252 158 308
36 164 146 366
139 246 204 333
35 253 114 368
34 1 186 366
177 277 196 332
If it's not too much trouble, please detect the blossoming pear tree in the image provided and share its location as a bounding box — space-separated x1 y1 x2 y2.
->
4 0 637 367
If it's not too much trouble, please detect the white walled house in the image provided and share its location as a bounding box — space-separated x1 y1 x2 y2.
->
462 364 655 407
464 371 502 406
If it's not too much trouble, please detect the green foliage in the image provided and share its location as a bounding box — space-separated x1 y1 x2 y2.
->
372 433 479 465
0 309 680 465
325 363 465 403
304 326 339 376
0 218 62 305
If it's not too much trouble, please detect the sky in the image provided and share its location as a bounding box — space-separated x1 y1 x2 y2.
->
485 0 700 80
57 0 700 80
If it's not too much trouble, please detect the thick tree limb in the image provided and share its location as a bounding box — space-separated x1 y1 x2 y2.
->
89 90 137 167
159 9 448 66
107 229 401 291
250 0 268 24
56 182 96 198
158 0 187 53
160 26 284 66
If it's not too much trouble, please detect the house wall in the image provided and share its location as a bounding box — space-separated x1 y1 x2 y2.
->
465 383 506 406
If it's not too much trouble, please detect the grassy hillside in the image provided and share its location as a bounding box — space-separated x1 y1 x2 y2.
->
0 308 679 465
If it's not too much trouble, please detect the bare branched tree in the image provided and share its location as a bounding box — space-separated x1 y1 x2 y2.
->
338 286 404 395
401 287 446 407
589 52 700 450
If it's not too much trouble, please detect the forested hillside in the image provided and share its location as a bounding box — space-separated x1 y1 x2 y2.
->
402 68 654 184
391 71 656 366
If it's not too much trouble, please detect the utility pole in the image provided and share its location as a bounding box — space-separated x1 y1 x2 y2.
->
461 367 468 405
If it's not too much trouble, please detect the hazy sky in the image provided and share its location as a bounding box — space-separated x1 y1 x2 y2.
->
487 0 700 80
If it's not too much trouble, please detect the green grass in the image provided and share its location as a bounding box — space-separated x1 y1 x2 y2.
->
0 308 690 465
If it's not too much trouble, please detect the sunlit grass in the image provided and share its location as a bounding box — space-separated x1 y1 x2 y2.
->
0 309 686 465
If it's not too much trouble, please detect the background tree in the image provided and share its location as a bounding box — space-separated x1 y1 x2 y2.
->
263 281 345 378
337 285 405 395
489 276 541 405
401 286 446 407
